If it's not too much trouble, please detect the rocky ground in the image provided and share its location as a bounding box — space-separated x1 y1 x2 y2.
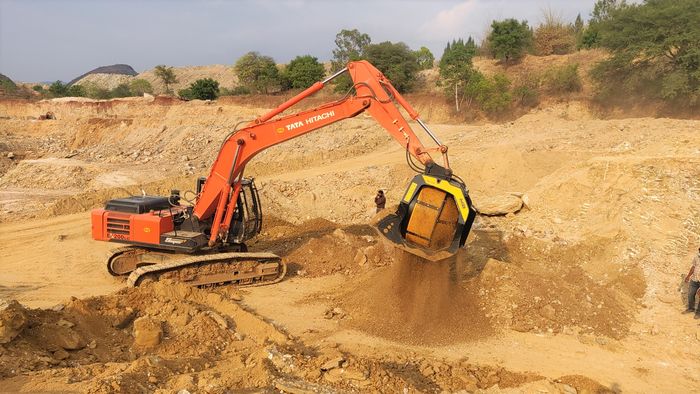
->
0 96 699 393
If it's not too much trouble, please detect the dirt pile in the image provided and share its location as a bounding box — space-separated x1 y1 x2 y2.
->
335 252 492 345
1 282 608 393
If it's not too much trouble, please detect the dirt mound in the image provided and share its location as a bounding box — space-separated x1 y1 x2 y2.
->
0 282 608 393
336 252 493 345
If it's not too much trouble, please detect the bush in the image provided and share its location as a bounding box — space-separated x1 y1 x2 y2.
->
534 24 576 55
220 86 251 96
415 46 435 70
129 79 153 96
513 76 540 107
179 78 220 100
66 84 86 97
464 72 513 115
32 85 45 93
48 81 69 97
543 63 582 94
282 55 325 90
110 83 132 98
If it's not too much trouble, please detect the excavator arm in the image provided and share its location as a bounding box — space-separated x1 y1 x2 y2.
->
194 60 476 260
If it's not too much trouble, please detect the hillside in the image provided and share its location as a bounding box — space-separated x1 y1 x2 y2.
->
67 64 137 86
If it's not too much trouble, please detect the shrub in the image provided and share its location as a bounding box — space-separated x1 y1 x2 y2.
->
464 72 513 115
221 86 251 96
534 24 576 55
32 85 45 93
110 83 132 98
129 79 153 96
179 78 220 100
543 63 582 94
48 81 69 97
415 47 435 70
513 76 540 107
66 84 86 97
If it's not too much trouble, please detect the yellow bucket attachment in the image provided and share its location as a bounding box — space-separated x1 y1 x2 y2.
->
376 173 475 262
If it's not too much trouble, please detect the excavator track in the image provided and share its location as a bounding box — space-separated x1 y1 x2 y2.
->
106 246 156 276
126 252 285 288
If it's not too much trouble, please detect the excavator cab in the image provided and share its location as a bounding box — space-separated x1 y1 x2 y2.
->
376 170 476 262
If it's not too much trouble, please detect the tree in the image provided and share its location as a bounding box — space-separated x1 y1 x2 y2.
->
282 55 326 90
580 0 629 48
331 28 371 71
154 65 178 94
364 41 419 93
439 37 478 111
331 28 371 92
415 47 435 70
591 0 700 107
129 79 153 96
488 19 532 64
234 52 281 94
573 13 584 34
179 78 220 100
48 81 69 97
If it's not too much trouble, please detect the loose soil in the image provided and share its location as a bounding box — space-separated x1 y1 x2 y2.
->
0 96 699 392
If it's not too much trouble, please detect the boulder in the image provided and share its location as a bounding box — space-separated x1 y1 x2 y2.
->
133 316 162 348
0 300 28 344
476 194 523 216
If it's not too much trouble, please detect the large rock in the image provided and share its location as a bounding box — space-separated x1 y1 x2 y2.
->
475 194 523 216
0 300 27 344
133 316 162 348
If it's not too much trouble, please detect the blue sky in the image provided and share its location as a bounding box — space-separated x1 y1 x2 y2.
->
1 0 599 82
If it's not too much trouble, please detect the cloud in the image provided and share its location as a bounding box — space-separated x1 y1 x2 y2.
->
419 0 478 42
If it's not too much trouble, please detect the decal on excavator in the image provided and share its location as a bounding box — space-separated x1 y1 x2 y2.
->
285 110 336 131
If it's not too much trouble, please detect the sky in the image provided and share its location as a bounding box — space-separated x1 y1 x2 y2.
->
1 0 599 83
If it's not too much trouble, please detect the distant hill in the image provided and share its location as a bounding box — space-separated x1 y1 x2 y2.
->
0 73 19 96
68 64 137 86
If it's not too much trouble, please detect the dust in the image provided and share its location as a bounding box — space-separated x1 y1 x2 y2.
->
338 251 493 345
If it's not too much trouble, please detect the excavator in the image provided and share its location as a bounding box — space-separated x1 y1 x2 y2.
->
91 61 477 287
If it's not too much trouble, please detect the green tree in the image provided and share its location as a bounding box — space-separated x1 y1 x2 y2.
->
154 65 178 94
573 13 584 34
579 0 629 48
331 28 371 92
364 41 419 93
282 55 326 90
48 81 69 97
488 19 532 64
591 0 700 107
234 52 281 94
331 28 371 71
439 37 478 111
179 78 220 100
129 79 153 96
414 46 435 70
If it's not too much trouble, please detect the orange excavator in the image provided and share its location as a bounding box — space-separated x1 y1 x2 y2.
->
91 61 476 287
